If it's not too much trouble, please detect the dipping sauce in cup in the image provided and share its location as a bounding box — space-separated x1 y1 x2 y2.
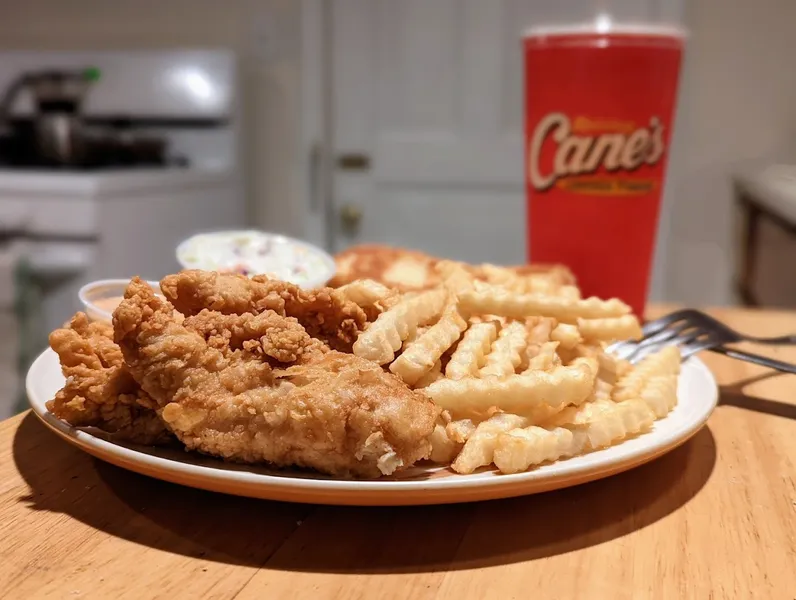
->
176 230 336 289
79 279 162 323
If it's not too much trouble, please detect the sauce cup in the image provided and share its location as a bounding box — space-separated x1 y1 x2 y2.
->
79 279 162 323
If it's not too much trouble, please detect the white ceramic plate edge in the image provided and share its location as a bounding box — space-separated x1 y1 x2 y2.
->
26 348 718 505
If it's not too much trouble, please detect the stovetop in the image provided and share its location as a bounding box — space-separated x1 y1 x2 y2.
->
0 159 189 171
0 118 192 170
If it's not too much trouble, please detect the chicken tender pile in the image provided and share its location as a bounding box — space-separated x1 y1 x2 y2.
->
47 313 170 445
48 271 440 478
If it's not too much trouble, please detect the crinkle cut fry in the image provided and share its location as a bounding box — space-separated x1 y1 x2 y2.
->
577 315 642 342
335 279 399 322
492 426 575 474
524 341 560 372
550 323 581 350
435 260 476 294
335 278 397 307
492 399 654 474
451 413 529 474
428 423 462 463
489 347 681 474
390 306 467 385
613 345 681 402
414 360 444 388
479 321 529 378
425 356 598 419
353 288 448 364
527 317 555 344
611 345 681 416
458 285 630 323
445 320 498 380
446 418 477 443
640 373 679 418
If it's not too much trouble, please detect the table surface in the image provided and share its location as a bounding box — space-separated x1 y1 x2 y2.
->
2 306 795 599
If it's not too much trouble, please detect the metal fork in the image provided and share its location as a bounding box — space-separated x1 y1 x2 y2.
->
609 309 796 374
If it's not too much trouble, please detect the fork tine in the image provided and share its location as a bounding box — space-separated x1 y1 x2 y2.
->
673 327 711 347
640 309 694 337
625 325 713 363
634 328 717 363
620 331 676 362
609 309 711 362
609 311 691 359
681 332 723 359
639 323 688 347
681 342 712 359
609 341 637 360
623 340 669 363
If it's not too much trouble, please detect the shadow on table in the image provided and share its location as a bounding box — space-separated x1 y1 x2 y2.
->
719 371 796 420
13 413 716 573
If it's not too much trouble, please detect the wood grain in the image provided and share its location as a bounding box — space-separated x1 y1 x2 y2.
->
0 307 795 599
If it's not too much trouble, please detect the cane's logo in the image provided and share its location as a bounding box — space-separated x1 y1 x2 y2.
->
529 113 666 195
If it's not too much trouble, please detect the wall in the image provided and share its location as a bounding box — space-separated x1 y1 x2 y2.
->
2 0 795 307
662 0 796 306
0 0 307 239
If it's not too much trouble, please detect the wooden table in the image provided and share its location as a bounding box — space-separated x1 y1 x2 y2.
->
1 306 795 599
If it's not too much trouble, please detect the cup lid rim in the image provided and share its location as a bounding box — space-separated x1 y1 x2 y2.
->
523 22 688 39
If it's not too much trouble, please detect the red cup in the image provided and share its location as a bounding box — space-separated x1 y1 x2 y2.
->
524 24 685 316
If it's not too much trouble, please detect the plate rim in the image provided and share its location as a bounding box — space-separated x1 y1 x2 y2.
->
26 347 718 500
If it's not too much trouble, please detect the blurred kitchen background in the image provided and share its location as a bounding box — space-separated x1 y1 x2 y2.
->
2 0 796 417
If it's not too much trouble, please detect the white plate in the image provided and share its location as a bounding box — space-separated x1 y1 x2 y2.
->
27 348 718 506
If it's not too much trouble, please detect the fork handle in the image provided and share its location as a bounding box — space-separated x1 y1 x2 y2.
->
709 346 796 374
749 335 796 345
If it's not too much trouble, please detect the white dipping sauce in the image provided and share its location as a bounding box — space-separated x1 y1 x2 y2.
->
176 231 334 286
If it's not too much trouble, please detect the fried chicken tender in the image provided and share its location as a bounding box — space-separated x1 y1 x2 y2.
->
328 244 576 291
46 313 171 445
114 277 441 478
329 244 439 291
160 270 368 352
182 309 318 363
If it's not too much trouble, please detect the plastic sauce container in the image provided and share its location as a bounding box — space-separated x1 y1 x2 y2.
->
79 279 162 323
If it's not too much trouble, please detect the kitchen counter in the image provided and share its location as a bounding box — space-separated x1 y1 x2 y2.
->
0 167 234 197
0 165 243 335
1 306 795 598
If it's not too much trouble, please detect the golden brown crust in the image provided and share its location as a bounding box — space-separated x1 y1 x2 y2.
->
111 277 440 478
329 244 439 290
505 263 576 286
329 244 575 291
182 309 316 363
161 270 369 352
45 313 171 445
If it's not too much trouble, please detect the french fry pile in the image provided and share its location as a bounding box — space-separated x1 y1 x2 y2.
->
350 260 681 475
